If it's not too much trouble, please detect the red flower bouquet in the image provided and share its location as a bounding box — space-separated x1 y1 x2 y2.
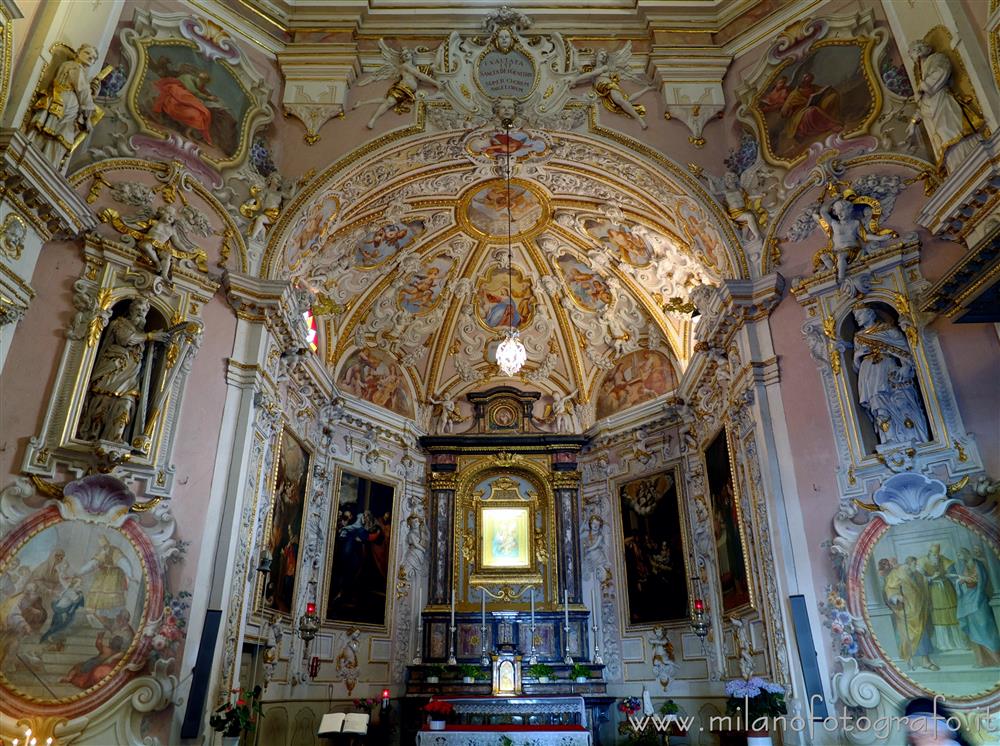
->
423 700 454 719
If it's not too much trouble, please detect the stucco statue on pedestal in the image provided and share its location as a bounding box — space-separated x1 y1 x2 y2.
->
25 43 109 174
811 192 896 286
77 298 174 444
906 40 985 174
551 389 578 433
851 305 929 446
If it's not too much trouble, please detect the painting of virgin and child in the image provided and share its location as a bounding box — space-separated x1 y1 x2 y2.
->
326 473 396 627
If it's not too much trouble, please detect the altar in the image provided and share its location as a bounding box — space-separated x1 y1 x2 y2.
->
415 696 591 745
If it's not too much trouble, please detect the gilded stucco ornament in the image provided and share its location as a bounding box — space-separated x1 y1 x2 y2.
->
569 44 653 130
0 212 26 260
240 172 299 243
353 41 444 130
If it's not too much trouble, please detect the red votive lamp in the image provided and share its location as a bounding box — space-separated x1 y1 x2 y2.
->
306 602 316 615
382 688 390 707
694 598 704 612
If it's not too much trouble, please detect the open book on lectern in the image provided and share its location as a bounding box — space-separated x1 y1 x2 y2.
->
318 712 369 736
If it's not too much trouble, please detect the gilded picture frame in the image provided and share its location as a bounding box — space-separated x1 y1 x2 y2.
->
614 464 693 630
480 506 531 569
255 424 312 618
704 427 755 613
322 467 399 630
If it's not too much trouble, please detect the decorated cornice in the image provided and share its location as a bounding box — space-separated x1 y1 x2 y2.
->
277 43 361 144
919 223 1000 322
694 272 784 349
0 129 97 240
916 131 1000 244
646 49 731 146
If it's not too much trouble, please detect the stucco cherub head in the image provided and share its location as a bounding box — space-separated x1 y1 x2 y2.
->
76 44 98 67
831 199 853 220
495 26 515 52
907 40 933 62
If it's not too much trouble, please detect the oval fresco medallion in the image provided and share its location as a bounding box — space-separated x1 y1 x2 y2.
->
856 511 1000 701
555 252 612 312
337 348 414 417
0 511 155 709
467 129 548 161
596 350 677 420
460 179 546 240
353 219 425 269
397 254 456 316
583 218 653 267
475 265 535 331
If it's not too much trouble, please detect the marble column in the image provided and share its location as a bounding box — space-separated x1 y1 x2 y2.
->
428 476 456 605
554 472 583 604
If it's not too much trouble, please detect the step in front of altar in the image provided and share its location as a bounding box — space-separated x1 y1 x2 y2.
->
414 696 592 745
416 725 590 745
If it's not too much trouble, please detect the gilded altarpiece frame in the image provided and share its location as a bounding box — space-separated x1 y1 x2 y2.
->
452 456 559 609
22 235 214 497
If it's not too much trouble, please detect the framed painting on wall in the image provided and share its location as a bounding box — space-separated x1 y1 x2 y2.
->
260 427 311 615
617 468 690 627
325 471 396 627
705 429 752 612
480 506 531 569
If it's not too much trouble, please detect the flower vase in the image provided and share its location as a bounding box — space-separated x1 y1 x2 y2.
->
429 719 446 731
222 736 241 746
747 731 772 746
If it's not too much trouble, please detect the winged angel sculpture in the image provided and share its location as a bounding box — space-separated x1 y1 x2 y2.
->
569 44 653 129
353 41 443 129
99 203 211 282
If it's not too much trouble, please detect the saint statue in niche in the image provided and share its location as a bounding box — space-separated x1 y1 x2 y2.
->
77 298 180 445
851 305 929 447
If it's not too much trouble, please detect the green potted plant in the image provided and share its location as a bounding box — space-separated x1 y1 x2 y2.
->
660 699 687 736
425 664 445 684
209 686 263 745
570 663 590 683
527 663 554 683
725 676 786 746
458 663 483 684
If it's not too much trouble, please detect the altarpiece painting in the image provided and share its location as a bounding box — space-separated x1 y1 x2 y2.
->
260 428 310 615
705 429 752 612
618 470 689 626
325 472 396 627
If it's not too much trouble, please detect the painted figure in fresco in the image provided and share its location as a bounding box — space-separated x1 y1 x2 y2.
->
61 630 129 689
26 44 103 173
955 547 1000 668
40 578 85 650
77 299 168 443
483 283 530 329
779 72 842 144
353 43 443 130
758 75 790 113
570 46 650 129
78 536 130 620
279 522 299 612
921 543 963 652
605 225 649 266
907 41 984 173
852 306 930 447
882 555 938 670
29 547 70 603
149 59 220 145
399 267 442 312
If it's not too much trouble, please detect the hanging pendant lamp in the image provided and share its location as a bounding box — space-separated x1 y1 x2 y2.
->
494 119 527 376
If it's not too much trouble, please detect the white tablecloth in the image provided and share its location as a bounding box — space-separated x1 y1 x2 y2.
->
416 730 591 745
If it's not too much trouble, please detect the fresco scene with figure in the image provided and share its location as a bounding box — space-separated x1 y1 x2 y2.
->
596 350 677 419
752 42 876 164
136 42 251 158
0 522 147 701
2 2 999 743
326 473 396 626
337 348 414 417
618 471 689 626
862 513 1000 699
705 430 751 612
261 429 310 615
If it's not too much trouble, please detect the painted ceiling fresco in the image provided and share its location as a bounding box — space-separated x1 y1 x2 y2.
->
274 128 738 420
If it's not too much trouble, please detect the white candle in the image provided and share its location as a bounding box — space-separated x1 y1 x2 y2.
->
481 587 486 626
530 589 535 627
564 589 570 629
450 589 456 627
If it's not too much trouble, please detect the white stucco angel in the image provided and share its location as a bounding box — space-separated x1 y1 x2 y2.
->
550 388 579 433
810 193 896 285
353 41 442 129
570 44 652 129
241 172 297 242
428 394 465 434
100 203 211 281
698 167 769 244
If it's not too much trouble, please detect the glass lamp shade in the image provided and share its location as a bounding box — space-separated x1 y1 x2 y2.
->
495 328 527 376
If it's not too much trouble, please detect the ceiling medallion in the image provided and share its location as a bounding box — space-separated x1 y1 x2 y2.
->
494 120 528 376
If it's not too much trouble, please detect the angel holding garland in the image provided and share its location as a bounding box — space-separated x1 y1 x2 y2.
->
352 41 442 129
570 44 653 129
